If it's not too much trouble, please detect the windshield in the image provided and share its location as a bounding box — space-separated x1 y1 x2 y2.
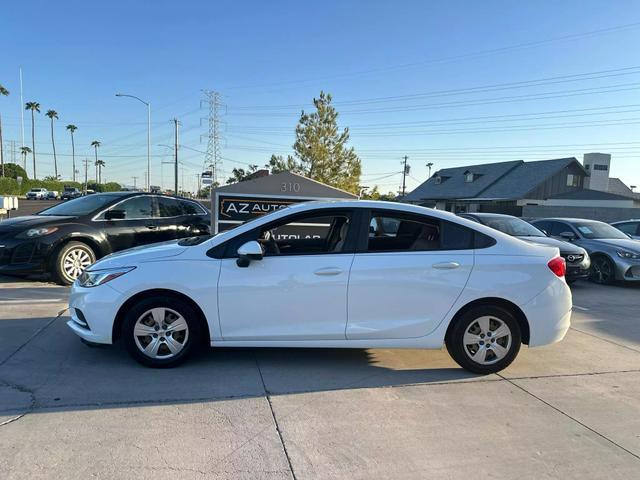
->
38 194 118 216
481 216 545 237
574 221 630 240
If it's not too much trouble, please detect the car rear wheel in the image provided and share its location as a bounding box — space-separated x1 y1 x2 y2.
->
122 296 202 368
446 305 521 374
52 241 96 285
590 255 614 285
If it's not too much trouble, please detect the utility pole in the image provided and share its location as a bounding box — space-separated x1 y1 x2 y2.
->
173 118 179 195
0 113 4 177
400 155 410 197
132 176 138 189
83 158 90 193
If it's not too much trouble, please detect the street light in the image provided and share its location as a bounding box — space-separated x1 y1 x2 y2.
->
115 93 151 191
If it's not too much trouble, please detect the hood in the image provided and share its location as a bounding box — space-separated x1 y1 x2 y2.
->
516 235 585 254
590 238 640 252
89 240 188 269
0 215 74 232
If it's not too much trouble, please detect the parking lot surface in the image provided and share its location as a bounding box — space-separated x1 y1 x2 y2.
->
0 276 638 479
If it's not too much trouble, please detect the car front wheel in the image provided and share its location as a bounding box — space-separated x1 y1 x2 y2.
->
446 305 521 374
52 241 96 285
590 255 614 285
122 297 202 368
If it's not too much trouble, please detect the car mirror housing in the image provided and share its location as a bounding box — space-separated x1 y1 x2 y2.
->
559 231 577 241
105 209 126 220
236 240 264 267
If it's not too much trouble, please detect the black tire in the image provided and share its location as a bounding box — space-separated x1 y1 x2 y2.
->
446 305 522 375
51 241 96 285
122 296 203 368
590 255 615 285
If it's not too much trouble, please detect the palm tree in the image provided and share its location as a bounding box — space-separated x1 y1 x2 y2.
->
0 84 9 177
66 124 78 182
96 159 105 184
426 162 434 177
25 102 41 179
45 110 59 179
20 146 32 172
91 140 101 183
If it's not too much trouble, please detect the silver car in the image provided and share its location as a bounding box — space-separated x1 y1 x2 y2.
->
611 219 640 240
531 218 640 284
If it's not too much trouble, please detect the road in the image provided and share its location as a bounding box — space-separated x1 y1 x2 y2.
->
0 277 638 479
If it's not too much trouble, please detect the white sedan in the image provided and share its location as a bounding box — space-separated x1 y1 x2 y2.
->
67 201 572 374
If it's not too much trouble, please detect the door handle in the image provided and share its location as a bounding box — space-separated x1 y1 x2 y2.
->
314 267 343 276
146 224 158 230
432 262 460 270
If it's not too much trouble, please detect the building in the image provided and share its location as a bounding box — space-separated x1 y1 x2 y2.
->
404 154 639 221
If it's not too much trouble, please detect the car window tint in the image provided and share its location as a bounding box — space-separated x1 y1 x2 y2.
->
441 221 474 250
615 222 638 235
259 213 351 256
548 222 568 236
367 213 440 252
119 196 154 219
157 197 183 217
180 200 202 215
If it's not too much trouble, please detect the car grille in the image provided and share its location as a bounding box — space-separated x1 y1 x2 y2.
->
563 253 584 264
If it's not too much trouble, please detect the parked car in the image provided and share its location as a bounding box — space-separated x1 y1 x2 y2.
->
46 190 59 200
61 187 82 200
459 213 590 284
611 219 640 240
25 188 48 200
0 192 210 285
531 218 640 284
67 201 572 372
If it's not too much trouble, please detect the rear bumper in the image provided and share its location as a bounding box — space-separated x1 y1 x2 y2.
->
523 279 572 347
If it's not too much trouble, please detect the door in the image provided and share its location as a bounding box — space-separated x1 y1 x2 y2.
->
217 210 355 340
347 211 474 339
97 195 157 251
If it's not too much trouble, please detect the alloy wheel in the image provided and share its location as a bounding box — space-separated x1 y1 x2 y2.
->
462 316 512 365
62 248 93 280
591 258 612 284
133 307 189 359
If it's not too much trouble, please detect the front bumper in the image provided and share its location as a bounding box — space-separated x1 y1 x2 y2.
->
614 257 640 282
0 237 54 274
67 282 123 344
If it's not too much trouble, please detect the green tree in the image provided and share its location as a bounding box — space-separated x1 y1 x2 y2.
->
66 124 78 182
90 140 101 182
95 159 105 184
25 101 40 179
20 146 32 173
0 84 9 177
269 92 361 193
2 162 28 180
360 185 397 201
45 109 59 179
226 164 266 184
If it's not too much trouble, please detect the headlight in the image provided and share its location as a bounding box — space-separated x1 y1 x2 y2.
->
77 266 135 287
616 250 640 260
19 227 59 238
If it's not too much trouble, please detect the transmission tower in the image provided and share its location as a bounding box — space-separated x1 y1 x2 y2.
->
201 90 224 186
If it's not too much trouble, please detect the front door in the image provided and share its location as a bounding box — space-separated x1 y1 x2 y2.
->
347 210 474 339
217 210 355 340
97 195 157 251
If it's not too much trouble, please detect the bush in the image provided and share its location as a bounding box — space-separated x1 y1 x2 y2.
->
1 163 28 180
0 177 122 196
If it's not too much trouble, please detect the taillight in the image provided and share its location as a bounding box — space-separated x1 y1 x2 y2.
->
548 256 566 277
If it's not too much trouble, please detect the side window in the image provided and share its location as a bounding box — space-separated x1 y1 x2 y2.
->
258 212 352 256
117 196 153 219
441 221 474 250
367 213 440 252
180 200 203 215
157 197 183 217
548 222 568 237
533 221 551 234
616 222 638 235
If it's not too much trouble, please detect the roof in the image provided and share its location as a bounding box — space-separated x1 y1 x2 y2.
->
404 157 583 202
212 171 357 198
548 189 633 201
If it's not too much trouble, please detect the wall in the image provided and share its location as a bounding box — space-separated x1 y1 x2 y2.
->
523 205 639 222
543 198 634 208
525 162 586 199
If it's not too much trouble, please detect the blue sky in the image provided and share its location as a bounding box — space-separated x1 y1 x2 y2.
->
2 0 640 192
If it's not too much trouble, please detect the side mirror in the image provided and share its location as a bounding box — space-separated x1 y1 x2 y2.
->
236 240 264 267
105 209 126 220
559 231 577 241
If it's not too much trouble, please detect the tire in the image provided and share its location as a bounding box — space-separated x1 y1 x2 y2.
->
590 255 615 285
122 296 202 368
52 241 96 285
446 305 522 375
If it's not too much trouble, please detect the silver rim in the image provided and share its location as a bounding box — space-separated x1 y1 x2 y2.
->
133 308 189 359
592 258 612 283
463 316 512 365
62 248 93 280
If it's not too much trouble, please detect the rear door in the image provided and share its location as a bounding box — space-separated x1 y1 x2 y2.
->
346 210 475 340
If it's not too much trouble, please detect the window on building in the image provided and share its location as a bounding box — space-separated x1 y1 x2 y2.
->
464 171 475 183
567 174 580 187
434 175 442 185
593 164 609 171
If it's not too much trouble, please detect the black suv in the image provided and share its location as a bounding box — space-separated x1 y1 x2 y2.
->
0 192 210 284
61 187 82 200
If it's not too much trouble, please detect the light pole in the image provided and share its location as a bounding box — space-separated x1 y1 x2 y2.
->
115 93 151 191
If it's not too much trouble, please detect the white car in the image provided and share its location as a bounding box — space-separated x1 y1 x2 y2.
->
67 201 572 374
26 188 48 200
